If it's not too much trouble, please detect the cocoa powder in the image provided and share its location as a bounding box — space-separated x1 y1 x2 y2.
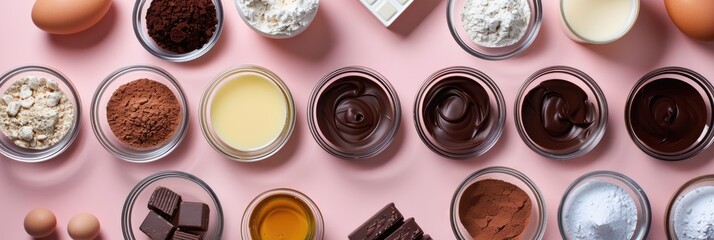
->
106 79 181 149
146 0 218 54
459 179 532 239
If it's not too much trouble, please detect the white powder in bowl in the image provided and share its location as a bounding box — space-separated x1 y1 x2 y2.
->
237 0 319 37
673 185 714 240
562 180 638 240
461 0 531 48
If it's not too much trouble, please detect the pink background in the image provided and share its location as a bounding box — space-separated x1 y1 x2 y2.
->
2 0 714 239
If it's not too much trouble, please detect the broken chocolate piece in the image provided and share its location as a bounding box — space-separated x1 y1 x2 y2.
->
384 218 423 240
172 230 203 240
420 234 432 240
140 211 176 240
148 186 182 220
177 202 209 231
348 203 404 240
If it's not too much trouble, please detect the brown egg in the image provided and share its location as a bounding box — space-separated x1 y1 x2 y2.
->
665 0 714 41
31 0 112 35
67 213 100 240
24 208 57 238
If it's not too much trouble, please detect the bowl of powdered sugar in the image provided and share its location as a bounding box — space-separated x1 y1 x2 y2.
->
448 0 542 60
236 0 319 39
666 175 714 240
0 65 81 163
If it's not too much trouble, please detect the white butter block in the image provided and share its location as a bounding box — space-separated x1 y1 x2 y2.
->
359 0 414 27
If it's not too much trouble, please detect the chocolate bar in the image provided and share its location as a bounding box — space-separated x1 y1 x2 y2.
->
420 234 432 240
384 218 423 240
148 186 182 220
172 230 203 240
177 202 209 231
348 203 404 240
140 211 176 240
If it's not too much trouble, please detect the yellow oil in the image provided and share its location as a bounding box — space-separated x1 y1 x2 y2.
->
249 194 315 240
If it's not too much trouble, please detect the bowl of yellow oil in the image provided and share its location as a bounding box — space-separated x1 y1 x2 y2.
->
242 188 324 240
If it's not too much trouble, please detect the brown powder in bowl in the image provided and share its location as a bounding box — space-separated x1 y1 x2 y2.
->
459 179 532 240
106 79 181 149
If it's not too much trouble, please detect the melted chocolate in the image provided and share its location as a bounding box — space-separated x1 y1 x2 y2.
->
315 75 397 155
630 78 707 153
521 79 596 152
421 76 492 155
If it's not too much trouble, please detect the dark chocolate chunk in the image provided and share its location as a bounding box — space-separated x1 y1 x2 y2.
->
148 186 182 220
420 234 432 240
172 230 203 240
384 218 423 240
177 202 210 231
140 211 176 240
349 203 404 240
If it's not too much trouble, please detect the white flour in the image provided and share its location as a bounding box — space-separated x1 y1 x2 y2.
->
563 180 638 240
674 185 714 240
237 0 318 36
461 0 531 48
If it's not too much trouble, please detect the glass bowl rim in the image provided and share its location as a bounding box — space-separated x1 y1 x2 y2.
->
240 187 325 240
664 174 714 239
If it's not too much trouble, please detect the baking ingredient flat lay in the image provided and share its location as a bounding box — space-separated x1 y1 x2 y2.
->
236 0 318 37
32 0 112 34
461 0 531 47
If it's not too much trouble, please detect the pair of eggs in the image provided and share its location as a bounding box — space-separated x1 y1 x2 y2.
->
24 208 100 240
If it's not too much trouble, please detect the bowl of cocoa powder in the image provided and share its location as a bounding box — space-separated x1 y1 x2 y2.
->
450 166 546 239
91 65 189 163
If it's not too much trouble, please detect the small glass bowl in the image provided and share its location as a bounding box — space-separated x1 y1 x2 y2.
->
665 175 714 239
558 171 651 240
308 66 401 160
241 188 325 240
450 166 546 239
0 65 81 163
91 65 189 163
447 0 543 60
235 0 319 39
200 65 296 162
514 66 608 160
560 0 639 44
625 67 714 161
132 0 224 62
122 171 224 240
414 66 505 159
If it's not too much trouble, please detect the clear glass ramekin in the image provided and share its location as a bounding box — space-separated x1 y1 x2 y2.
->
414 66 505 159
514 66 608 160
625 67 714 161
0 65 81 163
122 171 224 240
132 0 224 62
199 65 296 162
447 0 543 60
235 0 319 39
241 188 325 240
450 166 546 239
91 65 189 163
665 175 714 239
558 171 651 240
559 0 640 44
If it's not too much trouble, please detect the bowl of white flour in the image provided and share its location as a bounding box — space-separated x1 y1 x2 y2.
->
236 0 320 39
666 175 714 240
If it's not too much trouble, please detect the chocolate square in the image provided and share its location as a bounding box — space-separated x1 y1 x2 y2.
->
172 230 203 240
148 186 182 220
140 211 176 240
384 218 423 240
420 234 432 240
177 202 209 231
348 203 404 240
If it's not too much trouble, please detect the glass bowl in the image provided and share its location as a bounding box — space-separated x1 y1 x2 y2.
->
241 188 324 240
447 0 543 60
199 65 296 162
559 0 639 44
122 171 224 240
308 66 401 160
91 65 189 163
514 66 608 160
558 171 651 240
625 67 714 161
235 0 319 39
450 166 546 239
132 0 224 62
0 65 81 163
414 66 505 159
665 175 714 239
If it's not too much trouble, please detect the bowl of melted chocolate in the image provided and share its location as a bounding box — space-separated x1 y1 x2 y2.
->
308 66 401 159
515 66 608 160
626 67 714 161
414 67 506 159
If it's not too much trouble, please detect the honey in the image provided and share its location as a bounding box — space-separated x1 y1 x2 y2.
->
249 194 315 240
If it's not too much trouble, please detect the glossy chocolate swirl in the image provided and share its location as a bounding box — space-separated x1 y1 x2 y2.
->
630 78 707 153
315 75 396 154
422 76 491 154
521 79 596 152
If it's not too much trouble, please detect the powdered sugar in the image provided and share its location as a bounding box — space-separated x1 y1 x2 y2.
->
673 185 714 240
461 0 531 48
562 180 638 240
236 0 318 36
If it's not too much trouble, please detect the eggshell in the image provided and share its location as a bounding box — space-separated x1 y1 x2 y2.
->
31 0 112 34
23 208 56 238
67 213 100 240
665 0 714 41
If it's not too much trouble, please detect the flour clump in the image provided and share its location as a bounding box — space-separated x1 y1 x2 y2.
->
461 0 531 47
237 0 318 36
